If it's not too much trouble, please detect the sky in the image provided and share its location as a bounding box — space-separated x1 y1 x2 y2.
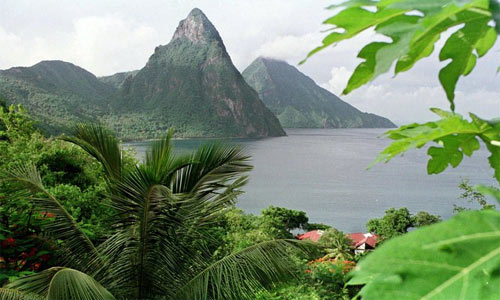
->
0 0 499 124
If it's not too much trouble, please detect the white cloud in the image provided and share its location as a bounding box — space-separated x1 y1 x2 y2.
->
251 33 322 64
70 15 160 75
321 66 352 95
0 26 23 67
0 15 160 76
320 70 500 125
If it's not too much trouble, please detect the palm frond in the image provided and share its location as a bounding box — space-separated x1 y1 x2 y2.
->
172 143 252 194
7 268 114 300
95 175 189 299
178 239 318 300
179 176 249 228
0 289 44 300
142 130 192 184
0 163 100 271
61 123 123 181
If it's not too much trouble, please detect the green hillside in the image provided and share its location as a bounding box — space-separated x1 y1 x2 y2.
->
98 70 139 89
0 61 114 134
242 57 396 128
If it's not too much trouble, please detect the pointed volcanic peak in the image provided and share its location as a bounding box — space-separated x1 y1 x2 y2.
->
171 8 223 44
116 9 285 139
242 57 396 128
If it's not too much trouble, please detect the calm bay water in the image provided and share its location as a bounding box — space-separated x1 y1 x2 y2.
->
125 128 496 232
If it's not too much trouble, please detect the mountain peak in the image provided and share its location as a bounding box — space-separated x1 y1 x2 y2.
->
172 8 222 43
243 57 396 129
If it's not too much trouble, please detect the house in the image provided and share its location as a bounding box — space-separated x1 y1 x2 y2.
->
347 232 378 254
296 230 324 242
296 230 378 254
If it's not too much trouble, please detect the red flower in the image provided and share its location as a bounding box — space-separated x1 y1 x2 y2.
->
20 252 28 259
1 237 16 247
32 262 41 271
40 254 51 262
29 247 38 257
41 211 55 218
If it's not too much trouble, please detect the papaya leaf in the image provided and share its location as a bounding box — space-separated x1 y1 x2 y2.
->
303 6 406 60
427 146 463 174
307 0 497 109
438 18 496 108
371 109 500 184
348 210 500 300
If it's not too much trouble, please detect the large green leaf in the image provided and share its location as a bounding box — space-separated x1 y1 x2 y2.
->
438 17 496 108
7 268 115 300
372 109 500 184
61 123 123 182
348 210 500 300
178 239 317 300
306 0 497 109
0 289 44 300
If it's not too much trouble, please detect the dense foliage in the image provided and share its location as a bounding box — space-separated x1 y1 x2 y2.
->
0 104 118 285
0 113 314 300
0 61 113 135
306 0 500 299
366 207 441 240
0 104 377 300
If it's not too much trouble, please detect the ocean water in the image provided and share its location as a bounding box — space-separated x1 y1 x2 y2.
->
125 128 497 232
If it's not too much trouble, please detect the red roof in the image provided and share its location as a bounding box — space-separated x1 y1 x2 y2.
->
296 230 324 242
297 230 378 249
347 232 378 248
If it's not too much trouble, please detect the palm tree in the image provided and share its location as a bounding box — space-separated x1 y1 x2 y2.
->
318 229 354 261
0 124 311 300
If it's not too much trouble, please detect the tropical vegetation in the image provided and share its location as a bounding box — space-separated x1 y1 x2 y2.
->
2 0 500 299
0 108 316 300
305 0 500 298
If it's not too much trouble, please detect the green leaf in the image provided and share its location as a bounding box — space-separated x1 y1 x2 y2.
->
459 134 481 156
0 289 44 300
427 146 463 174
438 18 495 107
7 268 115 300
371 109 500 184
178 239 317 300
343 15 420 94
303 6 406 61
307 0 497 108
348 210 500 300
61 123 123 182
